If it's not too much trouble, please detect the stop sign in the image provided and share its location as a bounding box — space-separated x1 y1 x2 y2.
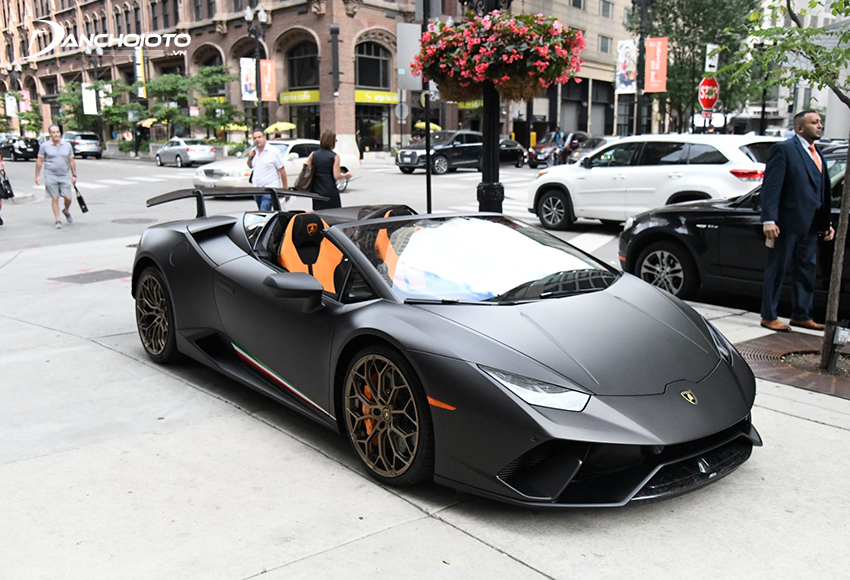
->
698 77 720 110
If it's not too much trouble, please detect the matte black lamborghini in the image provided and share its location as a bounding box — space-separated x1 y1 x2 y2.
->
132 187 761 507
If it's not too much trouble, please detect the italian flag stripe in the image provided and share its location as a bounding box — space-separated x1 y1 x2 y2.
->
231 341 335 420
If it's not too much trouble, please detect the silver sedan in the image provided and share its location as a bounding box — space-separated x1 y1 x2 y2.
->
155 138 217 168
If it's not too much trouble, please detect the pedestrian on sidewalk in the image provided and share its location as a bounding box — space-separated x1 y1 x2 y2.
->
35 125 76 229
0 157 14 226
307 130 351 211
760 110 835 332
246 129 288 211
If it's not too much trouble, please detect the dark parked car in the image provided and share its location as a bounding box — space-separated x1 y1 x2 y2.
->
619 151 849 315
0 136 39 161
499 139 528 167
396 130 482 174
528 131 589 168
132 189 760 507
61 131 103 159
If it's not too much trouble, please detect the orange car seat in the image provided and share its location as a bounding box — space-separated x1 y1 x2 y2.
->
279 213 344 293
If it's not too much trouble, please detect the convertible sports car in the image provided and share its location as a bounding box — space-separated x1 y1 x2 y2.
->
133 188 761 507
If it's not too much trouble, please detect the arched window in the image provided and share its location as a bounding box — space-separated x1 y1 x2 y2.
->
124 10 131 35
288 42 318 89
355 42 390 89
152 2 159 29
101 11 108 34
115 10 122 35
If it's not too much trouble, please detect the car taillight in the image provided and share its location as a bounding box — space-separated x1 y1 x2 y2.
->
186 147 194 152
73 141 80 145
730 169 764 181
210 147 215 152
98 141 102 146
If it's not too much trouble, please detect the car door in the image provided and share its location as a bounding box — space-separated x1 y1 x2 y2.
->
573 141 639 221
625 141 688 217
213 253 343 417
159 140 174 163
717 193 771 285
462 132 482 166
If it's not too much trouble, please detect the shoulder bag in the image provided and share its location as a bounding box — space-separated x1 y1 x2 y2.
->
293 153 315 192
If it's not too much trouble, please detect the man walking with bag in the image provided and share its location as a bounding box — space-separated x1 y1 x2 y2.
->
35 125 77 229
760 110 834 332
246 129 288 211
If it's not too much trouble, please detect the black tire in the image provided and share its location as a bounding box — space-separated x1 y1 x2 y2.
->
399 167 414 174
155 155 163 166
336 176 349 192
515 153 524 168
95 153 102 160
528 162 538 169
432 155 449 175
342 345 434 486
175 155 184 168
635 241 700 300
134 267 180 364
599 219 622 228
536 189 574 230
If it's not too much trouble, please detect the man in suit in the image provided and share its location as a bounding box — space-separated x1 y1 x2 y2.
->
760 110 835 332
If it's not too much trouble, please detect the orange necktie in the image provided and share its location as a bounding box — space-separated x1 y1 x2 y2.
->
809 145 822 172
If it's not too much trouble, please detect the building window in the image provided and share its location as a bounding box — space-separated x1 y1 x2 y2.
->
600 0 613 18
571 0 583 9
115 12 122 35
194 0 202 20
163 2 170 27
101 12 107 33
288 42 319 89
125 10 131 35
208 0 216 18
134 6 141 33
85 20 91 36
599 35 611 54
233 0 242 10
355 42 390 89
174 0 180 24
152 3 159 29
93 17 99 34
624 8 633 26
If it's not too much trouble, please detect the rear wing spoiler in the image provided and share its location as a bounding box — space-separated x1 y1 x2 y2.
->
146 187 328 218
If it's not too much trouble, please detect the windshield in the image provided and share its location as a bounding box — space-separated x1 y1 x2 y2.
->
537 133 557 146
270 143 292 156
183 139 206 145
78 133 99 140
342 215 617 303
740 141 775 163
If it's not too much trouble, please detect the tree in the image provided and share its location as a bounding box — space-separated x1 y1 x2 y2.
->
5 91 43 135
730 0 850 371
192 66 243 137
627 0 762 131
55 82 97 132
143 74 195 138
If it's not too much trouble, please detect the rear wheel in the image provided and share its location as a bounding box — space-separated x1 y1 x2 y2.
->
515 153 524 168
176 155 184 168
537 189 573 230
635 241 699 300
94 153 102 160
336 176 349 192
432 155 449 175
528 162 538 169
342 346 434 486
399 167 414 174
135 267 180 363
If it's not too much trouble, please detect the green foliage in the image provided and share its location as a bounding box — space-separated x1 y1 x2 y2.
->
227 140 249 156
193 66 238 96
55 82 96 132
18 108 43 134
627 0 762 129
117 139 149 153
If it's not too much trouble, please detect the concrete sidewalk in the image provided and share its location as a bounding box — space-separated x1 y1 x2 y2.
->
2 236 849 580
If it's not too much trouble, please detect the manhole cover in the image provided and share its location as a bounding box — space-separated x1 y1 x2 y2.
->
50 269 131 284
113 218 157 225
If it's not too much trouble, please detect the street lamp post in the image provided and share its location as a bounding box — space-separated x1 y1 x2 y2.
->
84 45 105 140
244 6 268 130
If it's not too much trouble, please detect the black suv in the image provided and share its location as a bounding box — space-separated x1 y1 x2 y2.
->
396 130 482 174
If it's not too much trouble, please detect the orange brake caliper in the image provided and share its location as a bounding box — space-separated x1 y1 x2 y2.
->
363 380 376 436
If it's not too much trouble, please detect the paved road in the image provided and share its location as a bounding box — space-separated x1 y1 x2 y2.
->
2 157 849 579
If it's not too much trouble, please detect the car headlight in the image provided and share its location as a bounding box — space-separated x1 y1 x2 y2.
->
480 366 590 412
196 168 205 176
624 216 635 231
704 319 733 365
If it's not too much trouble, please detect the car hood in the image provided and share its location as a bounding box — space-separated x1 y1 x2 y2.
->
531 144 557 152
194 157 246 171
416 275 718 396
399 142 432 151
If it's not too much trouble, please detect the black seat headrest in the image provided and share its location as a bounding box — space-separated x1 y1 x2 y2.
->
290 213 325 266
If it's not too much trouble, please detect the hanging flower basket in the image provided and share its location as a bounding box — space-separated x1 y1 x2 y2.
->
411 11 584 102
434 76 483 102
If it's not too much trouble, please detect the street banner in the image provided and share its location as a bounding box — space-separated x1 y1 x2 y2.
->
4 94 17 118
189 106 200 117
82 83 97 115
135 47 146 98
615 40 637 94
644 37 668 93
18 89 31 113
705 43 719 73
240 58 257 102
260 59 276 102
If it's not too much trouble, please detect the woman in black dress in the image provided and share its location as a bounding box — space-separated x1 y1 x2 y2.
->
308 130 352 210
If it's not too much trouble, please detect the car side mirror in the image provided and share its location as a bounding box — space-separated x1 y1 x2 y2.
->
286 152 298 161
581 157 592 169
264 272 324 312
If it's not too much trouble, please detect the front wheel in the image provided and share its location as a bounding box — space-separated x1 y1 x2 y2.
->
432 155 449 175
528 162 538 169
635 241 700 300
537 189 573 230
134 267 180 363
399 167 414 174
515 153 524 168
336 176 349 192
155 155 163 166
342 346 434 486
175 155 184 168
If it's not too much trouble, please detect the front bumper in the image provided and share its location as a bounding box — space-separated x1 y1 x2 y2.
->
193 172 251 188
396 151 426 168
73 144 102 154
187 152 217 164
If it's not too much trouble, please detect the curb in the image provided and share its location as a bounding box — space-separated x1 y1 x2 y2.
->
10 190 41 204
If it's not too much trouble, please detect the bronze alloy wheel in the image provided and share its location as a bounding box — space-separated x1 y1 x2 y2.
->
344 353 421 480
136 270 172 359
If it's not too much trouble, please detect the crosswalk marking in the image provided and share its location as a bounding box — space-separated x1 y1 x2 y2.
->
568 232 617 253
75 182 108 190
97 179 140 185
152 173 193 179
125 176 166 182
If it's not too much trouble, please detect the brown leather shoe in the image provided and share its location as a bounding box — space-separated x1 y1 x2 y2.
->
789 319 825 331
761 319 791 332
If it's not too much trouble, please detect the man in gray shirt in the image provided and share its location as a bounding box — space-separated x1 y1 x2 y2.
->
35 124 77 229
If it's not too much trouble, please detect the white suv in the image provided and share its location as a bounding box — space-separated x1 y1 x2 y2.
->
527 134 781 229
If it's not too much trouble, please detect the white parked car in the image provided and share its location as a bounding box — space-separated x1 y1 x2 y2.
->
155 137 216 167
527 134 781 229
193 138 362 192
